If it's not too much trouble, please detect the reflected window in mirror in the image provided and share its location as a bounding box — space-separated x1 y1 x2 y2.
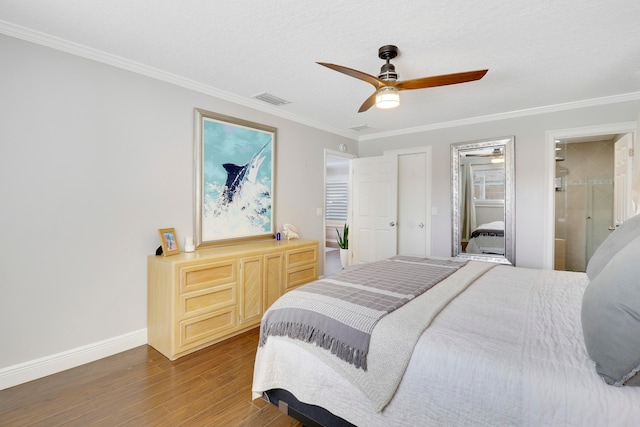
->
451 136 515 265
473 166 505 201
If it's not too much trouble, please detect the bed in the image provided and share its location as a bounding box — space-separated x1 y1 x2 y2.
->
465 220 505 255
252 215 640 426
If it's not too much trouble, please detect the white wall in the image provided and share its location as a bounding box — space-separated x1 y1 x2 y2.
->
359 102 639 268
0 35 356 378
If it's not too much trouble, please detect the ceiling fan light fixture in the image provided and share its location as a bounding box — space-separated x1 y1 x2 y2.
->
375 86 400 109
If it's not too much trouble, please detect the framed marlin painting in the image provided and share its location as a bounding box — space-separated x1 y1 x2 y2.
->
194 108 276 247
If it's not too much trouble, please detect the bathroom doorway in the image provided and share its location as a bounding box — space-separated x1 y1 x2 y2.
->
545 122 636 270
553 133 633 271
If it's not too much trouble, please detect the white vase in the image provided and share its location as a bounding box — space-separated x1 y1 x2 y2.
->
339 248 348 268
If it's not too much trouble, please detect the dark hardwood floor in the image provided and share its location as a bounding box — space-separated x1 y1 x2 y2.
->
0 328 301 427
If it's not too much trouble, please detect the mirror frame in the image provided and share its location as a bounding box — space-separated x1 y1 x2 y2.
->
451 136 515 265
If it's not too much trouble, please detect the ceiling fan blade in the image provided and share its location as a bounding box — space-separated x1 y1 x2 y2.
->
358 92 378 113
396 69 488 91
317 62 385 89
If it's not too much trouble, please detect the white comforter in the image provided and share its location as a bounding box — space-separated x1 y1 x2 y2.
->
466 221 505 255
252 264 640 426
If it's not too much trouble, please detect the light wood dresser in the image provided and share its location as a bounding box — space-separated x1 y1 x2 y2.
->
148 239 319 360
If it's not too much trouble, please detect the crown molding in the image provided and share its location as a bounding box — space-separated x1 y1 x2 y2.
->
359 92 640 141
0 20 359 141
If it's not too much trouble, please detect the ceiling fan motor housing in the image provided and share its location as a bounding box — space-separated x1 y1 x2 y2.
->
378 63 398 81
378 45 399 81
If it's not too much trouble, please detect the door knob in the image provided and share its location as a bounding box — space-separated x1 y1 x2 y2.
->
389 222 396 227
418 223 424 228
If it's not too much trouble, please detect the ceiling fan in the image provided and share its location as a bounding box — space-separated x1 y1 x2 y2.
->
317 45 488 113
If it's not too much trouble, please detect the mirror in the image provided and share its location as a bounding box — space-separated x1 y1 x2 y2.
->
451 136 515 265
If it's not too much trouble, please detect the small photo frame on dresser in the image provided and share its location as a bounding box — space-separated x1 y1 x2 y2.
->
158 228 180 256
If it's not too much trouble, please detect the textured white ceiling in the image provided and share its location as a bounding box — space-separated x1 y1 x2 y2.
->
1 0 639 140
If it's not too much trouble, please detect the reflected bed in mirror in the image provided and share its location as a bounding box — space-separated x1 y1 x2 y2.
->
451 136 515 265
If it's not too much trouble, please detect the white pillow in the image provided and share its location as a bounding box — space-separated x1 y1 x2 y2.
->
586 213 640 280
582 234 640 386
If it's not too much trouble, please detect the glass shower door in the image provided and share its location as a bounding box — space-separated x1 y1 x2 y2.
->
586 180 614 265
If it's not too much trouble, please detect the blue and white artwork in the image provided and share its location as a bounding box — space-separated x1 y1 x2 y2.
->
201 116 274 242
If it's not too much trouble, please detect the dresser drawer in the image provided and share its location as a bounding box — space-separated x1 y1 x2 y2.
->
285 264 318 291
179 306 237 350
179 282 236 318
179 259 237 294
285 246 318 269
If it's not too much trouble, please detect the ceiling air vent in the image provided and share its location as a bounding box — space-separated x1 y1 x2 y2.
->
349 124 371 132
253 92 290 106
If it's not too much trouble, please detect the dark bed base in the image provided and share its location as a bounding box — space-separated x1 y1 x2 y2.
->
263 389 356 427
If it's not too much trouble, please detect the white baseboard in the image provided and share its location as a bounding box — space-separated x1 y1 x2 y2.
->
0 329 148 390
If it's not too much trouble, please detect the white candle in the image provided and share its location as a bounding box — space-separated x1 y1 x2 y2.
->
184 235 195 252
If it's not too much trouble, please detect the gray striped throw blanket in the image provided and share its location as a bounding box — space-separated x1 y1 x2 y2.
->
259 256 468 370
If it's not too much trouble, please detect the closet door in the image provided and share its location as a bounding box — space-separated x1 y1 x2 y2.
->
397 151 430 257
351 148 432 264
351 156 398 264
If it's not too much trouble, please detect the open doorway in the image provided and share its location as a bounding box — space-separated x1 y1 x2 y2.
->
324 150 355 277
545 122 636 270
554 136 616 271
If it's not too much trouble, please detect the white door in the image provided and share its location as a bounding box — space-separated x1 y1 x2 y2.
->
614 133 633 226
396 151 430 256
351 156 398 264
